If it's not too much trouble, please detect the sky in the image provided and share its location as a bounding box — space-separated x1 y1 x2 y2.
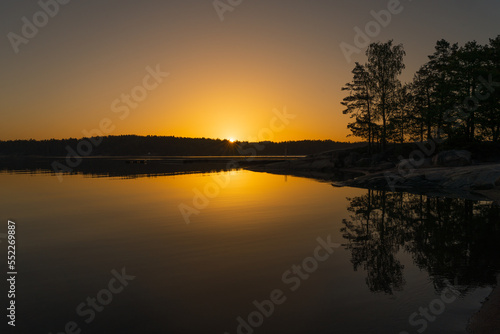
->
1 0 499 142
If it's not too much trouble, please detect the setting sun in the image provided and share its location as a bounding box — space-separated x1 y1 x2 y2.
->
2 1 500 333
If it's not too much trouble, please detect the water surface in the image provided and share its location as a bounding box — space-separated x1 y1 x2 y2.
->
0 168 498 333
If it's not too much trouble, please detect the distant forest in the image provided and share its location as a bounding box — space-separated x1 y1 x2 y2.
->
0 135 364 157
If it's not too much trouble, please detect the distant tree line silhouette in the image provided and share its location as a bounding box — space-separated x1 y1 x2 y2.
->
0 135 363 157
342 36 500 152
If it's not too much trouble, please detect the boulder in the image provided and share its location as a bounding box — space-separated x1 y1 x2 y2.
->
310 159 332 170
420 158 433 168
432 150 471 167
371 153 384 164
343 152 361 167
396 157 433 170
355 158 371 167
374 161 395 171
396 159 415 171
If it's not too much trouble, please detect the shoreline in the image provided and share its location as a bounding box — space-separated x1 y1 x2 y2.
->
467 275 500 334
248 163 500 201
336 163 500 202
246 149 500 202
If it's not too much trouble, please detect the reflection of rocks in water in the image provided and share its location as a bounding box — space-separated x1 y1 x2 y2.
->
341 190 500 295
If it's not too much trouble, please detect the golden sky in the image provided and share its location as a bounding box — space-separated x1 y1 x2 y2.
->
1 0 499 141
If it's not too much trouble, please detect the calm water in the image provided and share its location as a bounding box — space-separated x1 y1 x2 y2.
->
0 167 499 333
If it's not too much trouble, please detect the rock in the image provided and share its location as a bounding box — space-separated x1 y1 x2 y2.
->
471 183 495 190
355 158 371 167
310 159 332 170
432 150 471 167
396 157 433 171
396 159 415 171
371 153 383 164
469 169 500 190
331 157 342 167
420 158 433 168
423 170 446 182
343 152 361 167
340 164 500 198
467 274 500 334
329 150 351 167
374 162 395 171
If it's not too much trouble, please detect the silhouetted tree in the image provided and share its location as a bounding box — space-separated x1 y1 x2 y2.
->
388 83 412 144
342 62 376 153
342 36 500 147
365 40 406 150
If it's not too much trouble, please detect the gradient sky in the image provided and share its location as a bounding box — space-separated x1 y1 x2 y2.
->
1 0 499 141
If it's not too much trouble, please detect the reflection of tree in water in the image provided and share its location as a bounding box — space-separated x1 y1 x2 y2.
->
341 190 500 294
341 190 407 294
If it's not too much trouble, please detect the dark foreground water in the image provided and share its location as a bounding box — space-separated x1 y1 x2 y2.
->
0 166 499 333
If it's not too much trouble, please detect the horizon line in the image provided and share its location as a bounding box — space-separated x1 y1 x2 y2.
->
0 134 361 144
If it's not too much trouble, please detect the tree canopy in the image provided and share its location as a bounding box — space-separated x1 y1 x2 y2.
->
342 36 500 149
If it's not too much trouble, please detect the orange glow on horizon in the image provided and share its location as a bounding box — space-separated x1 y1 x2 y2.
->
2 2 499 143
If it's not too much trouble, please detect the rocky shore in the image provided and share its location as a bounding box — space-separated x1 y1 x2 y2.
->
337 163 500 201
467 274 500 334
248 148 500 201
